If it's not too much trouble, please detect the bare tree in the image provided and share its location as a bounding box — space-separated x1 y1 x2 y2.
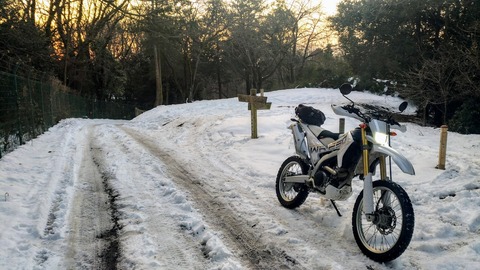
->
401 48 459 125
281 0 324 86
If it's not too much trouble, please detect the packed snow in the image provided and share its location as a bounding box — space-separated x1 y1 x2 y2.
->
0 88 479 269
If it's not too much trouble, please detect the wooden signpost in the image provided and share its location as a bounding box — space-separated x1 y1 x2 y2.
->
238 89 272 139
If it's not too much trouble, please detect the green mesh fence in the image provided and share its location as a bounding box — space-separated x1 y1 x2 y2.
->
0 71 137 158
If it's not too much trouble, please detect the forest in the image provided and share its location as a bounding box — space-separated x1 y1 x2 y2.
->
1 0 479 133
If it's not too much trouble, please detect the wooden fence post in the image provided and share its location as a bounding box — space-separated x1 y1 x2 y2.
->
339 118 345 134
436 125 448 170
250 89 258 138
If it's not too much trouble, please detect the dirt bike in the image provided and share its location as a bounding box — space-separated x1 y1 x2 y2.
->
275 83 415 262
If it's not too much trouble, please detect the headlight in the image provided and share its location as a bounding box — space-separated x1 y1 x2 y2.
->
374 132 389 145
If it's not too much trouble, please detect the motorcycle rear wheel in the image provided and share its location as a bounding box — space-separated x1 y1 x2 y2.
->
352 180 414 262
275 156 309 209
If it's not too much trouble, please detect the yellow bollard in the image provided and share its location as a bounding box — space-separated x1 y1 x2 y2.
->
436 125 448 170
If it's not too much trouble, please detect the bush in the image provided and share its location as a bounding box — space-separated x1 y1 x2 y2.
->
448 99 480 134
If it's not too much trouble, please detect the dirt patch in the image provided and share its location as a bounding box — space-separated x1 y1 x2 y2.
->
92 156 123 270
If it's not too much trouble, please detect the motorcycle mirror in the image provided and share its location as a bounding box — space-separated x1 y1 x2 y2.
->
339 83 353 95
399 101 408 112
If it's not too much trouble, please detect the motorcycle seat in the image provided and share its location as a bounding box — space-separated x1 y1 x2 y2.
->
307 125 341 140
319 130 340 140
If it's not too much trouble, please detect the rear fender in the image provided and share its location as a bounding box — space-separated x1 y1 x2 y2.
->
290 123 309 160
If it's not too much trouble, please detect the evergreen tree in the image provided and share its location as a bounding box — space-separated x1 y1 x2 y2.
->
331 0 480 131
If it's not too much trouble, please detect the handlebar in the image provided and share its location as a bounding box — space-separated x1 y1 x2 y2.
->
339 104 404 129
334 84 409 132
341 105 368 122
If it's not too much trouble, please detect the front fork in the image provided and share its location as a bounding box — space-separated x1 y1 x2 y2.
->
361 124 390 222
360 124 374 221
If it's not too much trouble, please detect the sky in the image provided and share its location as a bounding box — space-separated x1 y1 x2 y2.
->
0 87 479 269
322 0 341 15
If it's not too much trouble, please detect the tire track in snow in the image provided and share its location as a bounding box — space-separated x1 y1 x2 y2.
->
29 123 119 269
63 125 120 269
119 125 307 270
90 124 213 269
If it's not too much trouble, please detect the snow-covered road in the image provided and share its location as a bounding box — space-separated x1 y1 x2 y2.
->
1 88 479 269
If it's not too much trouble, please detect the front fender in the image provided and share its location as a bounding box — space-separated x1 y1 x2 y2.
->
372 144 415 175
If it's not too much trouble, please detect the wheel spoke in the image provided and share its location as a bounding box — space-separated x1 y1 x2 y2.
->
276 157 309 208
357 185 406 253
352 181 414 261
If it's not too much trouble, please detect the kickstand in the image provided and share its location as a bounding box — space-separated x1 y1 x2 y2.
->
330 200 342 217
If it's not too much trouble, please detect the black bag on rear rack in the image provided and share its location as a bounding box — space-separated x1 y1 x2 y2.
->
295 104 326 126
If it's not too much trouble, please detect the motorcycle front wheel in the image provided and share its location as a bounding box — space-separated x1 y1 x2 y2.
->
352 180 414 262
275 156 309 209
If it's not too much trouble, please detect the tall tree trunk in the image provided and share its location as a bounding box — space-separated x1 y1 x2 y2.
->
443 100 448 125
289 24 298 84
189 53 201 102
245 70 251 94
27 0 36 24
217 59 222 99
154 44 163 106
